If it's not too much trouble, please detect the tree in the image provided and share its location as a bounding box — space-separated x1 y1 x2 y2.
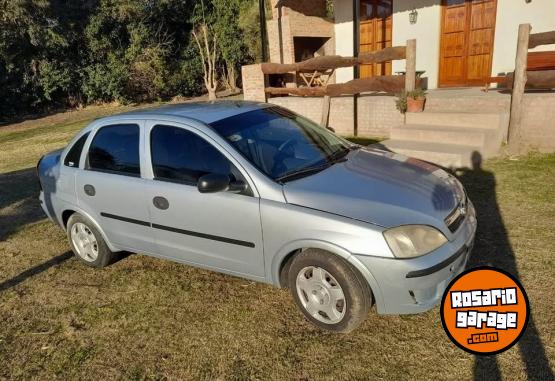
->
192 23 218 100
0 0 259 120
213 0 246 92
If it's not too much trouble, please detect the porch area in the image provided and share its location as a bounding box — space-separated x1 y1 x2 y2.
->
265 87 555 167
243 0 555 167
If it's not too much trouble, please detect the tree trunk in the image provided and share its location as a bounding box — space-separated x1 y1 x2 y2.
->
208 88 217 100
227 65 238 92
193 24 219 102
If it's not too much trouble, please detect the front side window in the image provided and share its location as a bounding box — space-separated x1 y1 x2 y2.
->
150 125 239 185
209 107 353 181
88 124 140 176
64 132 90 168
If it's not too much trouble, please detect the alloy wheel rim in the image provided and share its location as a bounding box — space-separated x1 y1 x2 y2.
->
295 266 346 324
71 222 99 262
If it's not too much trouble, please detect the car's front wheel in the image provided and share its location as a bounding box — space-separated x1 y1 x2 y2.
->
66 213 115 268
288 249 373 333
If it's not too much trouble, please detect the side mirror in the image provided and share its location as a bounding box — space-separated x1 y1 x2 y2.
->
197 174 248 194
197 174 230 193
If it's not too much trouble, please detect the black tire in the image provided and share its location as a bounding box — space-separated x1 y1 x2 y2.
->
66 213 115 268
288 249 373 333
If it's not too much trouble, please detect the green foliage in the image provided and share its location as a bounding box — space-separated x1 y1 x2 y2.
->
395 88 427 113
326 0 335 19
395 91 408 114
0 0 262 120
238 1 264 64
406 88 427 99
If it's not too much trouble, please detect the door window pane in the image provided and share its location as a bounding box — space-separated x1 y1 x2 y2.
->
360 0 374 21
64 132 90 168
88 124 140 176
445 0 465 6
376 0 391 18
150 125 236 185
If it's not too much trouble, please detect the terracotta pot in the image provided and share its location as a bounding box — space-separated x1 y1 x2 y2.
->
407 96 426 113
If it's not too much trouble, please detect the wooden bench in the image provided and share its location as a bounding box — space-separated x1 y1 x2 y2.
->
527 51 555 71
483 50 555 91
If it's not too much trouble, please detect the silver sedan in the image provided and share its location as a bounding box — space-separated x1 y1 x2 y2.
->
38 101 476 332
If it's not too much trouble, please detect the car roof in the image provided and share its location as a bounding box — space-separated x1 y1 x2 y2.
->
104 100 272 125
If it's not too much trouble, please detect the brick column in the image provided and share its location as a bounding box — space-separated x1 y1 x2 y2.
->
242 64 267 102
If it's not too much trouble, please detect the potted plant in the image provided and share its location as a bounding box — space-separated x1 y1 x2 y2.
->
395 89 427 113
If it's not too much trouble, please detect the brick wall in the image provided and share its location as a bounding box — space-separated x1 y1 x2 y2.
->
268 95 403 138
269 0 328 20
267 0 333 65
519 93 555 152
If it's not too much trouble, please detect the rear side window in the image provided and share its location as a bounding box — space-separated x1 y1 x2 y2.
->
150 125 237 185
88 124 140 176
64 132 90 168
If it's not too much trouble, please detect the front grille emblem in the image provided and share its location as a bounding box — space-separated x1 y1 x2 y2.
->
445 197 467 233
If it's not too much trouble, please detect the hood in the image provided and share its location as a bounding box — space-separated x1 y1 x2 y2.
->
283 147 464 232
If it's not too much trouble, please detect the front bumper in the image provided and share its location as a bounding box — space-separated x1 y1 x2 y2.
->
355 202 477 314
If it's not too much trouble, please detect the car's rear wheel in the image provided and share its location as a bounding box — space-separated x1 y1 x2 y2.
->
288 249 373 333
67 213 115 268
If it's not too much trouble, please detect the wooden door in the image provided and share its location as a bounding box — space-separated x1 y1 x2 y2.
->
439 0 497 87
359 0 392 78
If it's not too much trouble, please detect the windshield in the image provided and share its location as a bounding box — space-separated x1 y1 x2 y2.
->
209 106 354 181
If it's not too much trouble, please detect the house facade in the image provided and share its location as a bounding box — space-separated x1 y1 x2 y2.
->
267 0 555 89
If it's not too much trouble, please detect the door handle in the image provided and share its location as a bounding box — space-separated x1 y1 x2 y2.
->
153 196 169 210
84 184 96 196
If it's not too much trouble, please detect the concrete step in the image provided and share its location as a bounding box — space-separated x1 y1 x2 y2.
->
405 111 508 130
379 139 482 169
424 95 511 113
391 124 488 146
390 124 503 156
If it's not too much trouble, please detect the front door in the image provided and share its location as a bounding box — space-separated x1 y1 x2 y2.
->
144 122 265 279
359 0 392 78
439 0 497 87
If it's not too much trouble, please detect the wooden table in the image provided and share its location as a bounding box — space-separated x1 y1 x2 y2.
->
299 69 335 87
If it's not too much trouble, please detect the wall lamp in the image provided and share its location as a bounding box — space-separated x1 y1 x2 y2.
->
409 9 418 25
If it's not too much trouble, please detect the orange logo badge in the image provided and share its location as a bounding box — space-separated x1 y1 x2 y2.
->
440 267 529 355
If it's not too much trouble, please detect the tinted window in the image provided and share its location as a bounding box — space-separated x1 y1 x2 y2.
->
88 124 140 176
209 107 352 180
64 132 90 168
151 125 236 185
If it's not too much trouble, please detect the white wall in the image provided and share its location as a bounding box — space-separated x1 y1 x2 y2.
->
334 0 355 83
334 0 442 87
332 0 555 89
492 0 555 76
392 1 442 89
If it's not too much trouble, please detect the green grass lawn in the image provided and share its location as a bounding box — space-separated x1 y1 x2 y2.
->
0 107 553 380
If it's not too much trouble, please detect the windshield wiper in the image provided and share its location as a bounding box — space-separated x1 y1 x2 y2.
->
326 146 352 163
275 163 331 183
276 146 353 183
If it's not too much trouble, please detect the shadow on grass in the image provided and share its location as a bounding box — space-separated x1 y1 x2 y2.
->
0 167 45 241
458 152 553 381
0 251 73 292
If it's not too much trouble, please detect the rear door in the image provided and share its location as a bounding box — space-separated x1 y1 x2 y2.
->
144 121 265 279
75 121 156 253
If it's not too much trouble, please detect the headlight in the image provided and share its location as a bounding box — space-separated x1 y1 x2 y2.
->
383 225 447 258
